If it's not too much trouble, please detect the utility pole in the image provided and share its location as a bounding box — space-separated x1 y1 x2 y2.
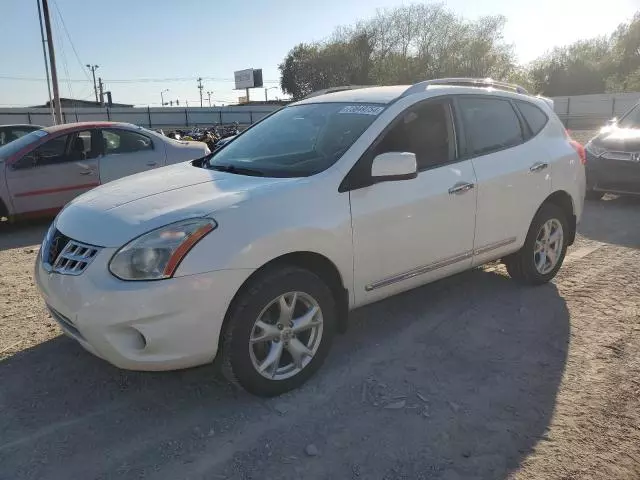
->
160 88 169 106
206 91 213 107
36 0 54 122
86 64 99 102
41 0 62 124
197 77 204 108
98 77 104 106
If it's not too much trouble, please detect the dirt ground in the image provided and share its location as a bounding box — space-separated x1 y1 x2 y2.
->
1 136 639 479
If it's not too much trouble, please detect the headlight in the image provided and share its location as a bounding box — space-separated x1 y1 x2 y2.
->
109 218 217 280
585 141 606 158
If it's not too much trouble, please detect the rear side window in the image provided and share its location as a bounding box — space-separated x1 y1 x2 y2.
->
102 129 153 154
457 97 524 157
516 101 548 136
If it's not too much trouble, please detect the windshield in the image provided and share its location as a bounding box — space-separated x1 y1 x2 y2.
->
0 130 48 159
207 103 384 177
618 104 640 128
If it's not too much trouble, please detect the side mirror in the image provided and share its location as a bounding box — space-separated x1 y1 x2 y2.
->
371 152 417 182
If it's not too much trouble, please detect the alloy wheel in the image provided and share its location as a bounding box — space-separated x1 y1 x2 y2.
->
249 291 324 380
533 218 564 275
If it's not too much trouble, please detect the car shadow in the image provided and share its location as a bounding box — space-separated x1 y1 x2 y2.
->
0 269 569 479
0 220 49 251
579 195 640 249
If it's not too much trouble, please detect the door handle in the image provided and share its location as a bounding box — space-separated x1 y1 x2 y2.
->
448 181 475 195
79 170 93 176
146 162 158 167
530 162 549 173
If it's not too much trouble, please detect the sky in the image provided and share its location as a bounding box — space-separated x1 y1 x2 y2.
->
2 0 639 108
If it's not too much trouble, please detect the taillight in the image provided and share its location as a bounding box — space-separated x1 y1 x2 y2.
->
569 139 586 165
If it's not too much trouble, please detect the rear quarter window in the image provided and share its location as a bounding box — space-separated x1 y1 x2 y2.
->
516 101 548 136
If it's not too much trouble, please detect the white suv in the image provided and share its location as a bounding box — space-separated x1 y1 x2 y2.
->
35 78 586 396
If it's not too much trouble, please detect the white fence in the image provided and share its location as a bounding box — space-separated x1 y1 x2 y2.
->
2 92 640 131
0 105 280 129
552 92 640 129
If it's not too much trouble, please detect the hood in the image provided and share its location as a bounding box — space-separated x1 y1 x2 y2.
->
56 162 296 247
592 126 640 151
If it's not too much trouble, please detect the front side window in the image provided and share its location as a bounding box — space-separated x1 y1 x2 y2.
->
69 130 100 160
516 101 548 136
374 100 456 170
458 97 524 157
102 129 153 154
0 130 48 160
207 103 383 177
19 134 71 168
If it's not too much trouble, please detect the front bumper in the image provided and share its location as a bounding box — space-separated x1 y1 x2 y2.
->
35 249 253 371
586 152 640 194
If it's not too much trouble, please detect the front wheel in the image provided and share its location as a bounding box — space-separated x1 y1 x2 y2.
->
504 203 569 285
220 266 336 396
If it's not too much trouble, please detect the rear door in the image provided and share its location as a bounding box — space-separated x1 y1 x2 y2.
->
6 130 100 215
455 95 552 266
98 128 164 183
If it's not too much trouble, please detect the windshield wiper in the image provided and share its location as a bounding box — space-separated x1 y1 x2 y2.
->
208 164 265 176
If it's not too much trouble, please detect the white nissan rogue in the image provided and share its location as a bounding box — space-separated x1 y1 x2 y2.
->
35 78 586 396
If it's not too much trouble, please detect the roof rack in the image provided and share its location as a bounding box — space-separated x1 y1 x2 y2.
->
302 85 376 100
401 78 529 98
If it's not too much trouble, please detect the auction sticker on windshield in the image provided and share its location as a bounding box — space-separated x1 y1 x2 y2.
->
339 105 385 116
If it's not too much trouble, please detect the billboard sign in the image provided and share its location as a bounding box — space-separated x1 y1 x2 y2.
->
234 69 263 89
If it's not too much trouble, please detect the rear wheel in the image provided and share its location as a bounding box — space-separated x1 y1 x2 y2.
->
221 266 336 396
505 203 568 285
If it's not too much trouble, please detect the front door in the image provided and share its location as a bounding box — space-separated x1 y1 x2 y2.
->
98 128 163 183
349 99 478 306
6 130 100 216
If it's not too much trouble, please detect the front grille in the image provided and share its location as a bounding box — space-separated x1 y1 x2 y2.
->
43 229 101 276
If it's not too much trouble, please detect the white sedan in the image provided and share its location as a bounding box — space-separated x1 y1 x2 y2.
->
35 79 585 397
0 122 209 220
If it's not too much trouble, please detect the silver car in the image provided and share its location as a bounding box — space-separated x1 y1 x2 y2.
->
0 121 209 221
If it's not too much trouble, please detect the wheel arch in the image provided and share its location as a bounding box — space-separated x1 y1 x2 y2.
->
540 190 576 245
218 251 349 357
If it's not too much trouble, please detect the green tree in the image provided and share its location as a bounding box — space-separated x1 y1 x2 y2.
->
279 3 517 99
606 12 640 91
527 38 614 96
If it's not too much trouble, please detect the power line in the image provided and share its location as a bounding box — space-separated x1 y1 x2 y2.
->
0 75 280 84
50 7 75 101
51 0 92 84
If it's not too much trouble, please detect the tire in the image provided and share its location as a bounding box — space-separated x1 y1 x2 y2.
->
220 266 336 397
504 203 569 285
585 189 604 201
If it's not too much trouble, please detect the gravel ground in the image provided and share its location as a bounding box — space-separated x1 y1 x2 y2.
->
1 141 639 479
